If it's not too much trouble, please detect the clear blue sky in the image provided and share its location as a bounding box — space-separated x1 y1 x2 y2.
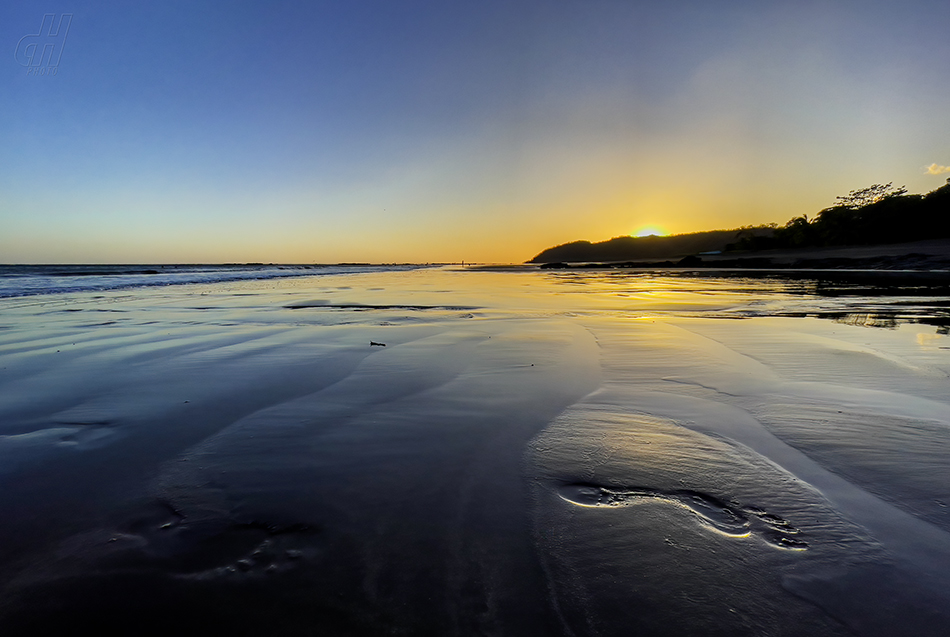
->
2 0 949 262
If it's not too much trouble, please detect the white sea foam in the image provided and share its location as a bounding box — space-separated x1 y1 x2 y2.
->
0 264 422 299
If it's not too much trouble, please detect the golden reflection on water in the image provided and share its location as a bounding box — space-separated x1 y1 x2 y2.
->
4 266 945 336
269 267 949 333
528 270 950 331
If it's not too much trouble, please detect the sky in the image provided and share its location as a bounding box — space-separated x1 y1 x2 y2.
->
2 0 949 264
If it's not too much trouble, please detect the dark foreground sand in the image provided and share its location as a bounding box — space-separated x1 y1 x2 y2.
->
0 269 948 635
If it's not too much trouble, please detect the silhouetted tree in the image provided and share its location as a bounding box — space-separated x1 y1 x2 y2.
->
723 179 950 252
774 215 816 247
835 183 907 209
813 205 857 245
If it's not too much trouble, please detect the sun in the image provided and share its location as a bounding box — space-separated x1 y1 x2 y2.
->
633 226 668 238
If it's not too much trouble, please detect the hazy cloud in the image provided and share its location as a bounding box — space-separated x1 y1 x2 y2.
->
925 163 950 175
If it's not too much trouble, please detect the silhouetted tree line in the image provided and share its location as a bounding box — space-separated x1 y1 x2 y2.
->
728 179 950 251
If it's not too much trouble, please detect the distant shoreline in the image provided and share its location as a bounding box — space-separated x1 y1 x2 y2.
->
530 180 950 266
535 238 950 279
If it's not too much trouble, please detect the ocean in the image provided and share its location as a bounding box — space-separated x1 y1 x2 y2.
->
0 263 423 299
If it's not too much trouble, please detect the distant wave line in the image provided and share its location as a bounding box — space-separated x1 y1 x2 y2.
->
0 264 425 299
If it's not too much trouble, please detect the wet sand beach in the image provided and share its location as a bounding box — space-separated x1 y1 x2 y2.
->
0 267 948 635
